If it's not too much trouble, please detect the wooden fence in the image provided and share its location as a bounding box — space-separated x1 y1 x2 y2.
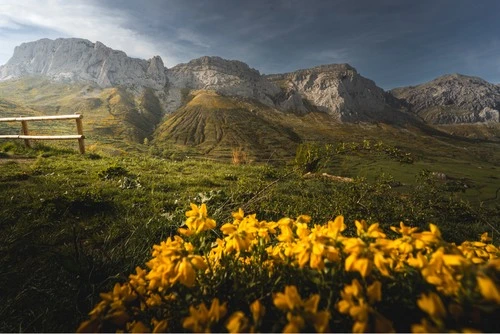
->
0 114 85 153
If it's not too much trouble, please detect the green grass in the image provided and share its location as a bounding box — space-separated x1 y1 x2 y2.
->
0 140 498 332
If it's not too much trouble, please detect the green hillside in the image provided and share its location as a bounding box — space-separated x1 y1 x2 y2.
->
0 77 163 153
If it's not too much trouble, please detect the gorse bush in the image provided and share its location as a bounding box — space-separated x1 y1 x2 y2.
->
78 204 500 333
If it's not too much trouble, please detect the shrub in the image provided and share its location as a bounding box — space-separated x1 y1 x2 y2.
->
295 142 334 173
78 204 499 333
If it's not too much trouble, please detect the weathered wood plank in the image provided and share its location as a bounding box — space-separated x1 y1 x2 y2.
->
21 120 31 148
75 118 85 154
0 114 83 122
0 135 85 140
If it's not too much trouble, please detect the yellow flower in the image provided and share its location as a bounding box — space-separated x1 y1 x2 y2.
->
342 237 366 254
232 207 245 222
417 292 446 319
326 215 346 238
209 238 226 264
182 298 228 332
337 279 389 333
442 254 465 266
407 252 427 269
344 278 363 298
250 299 265 324
277 218 295 242
390 222 419 236
420 248 462 296
146 237 207 289
255 219 278 242
373 252 393 277
411 318 440 333
355 220 386 238
311 311 330 333
296 222 310 239
274 286 330 333
480 232 492 243
345 253 371 277
274 285 303 311
174 257 196 287
180 203 216 235
128 266 148 294
293 239 325 270
152 319 168 333
477 275 500 303
283 314 305 333
367 280 382 304
146 293 163 307
349 302 369 323
413 224 442 244
221 215 259 253
225 311 249 333
129 321 150 333
352 320 368 333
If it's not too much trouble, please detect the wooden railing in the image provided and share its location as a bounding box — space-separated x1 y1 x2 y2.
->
0 114 85 153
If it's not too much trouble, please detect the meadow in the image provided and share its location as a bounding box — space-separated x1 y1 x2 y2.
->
0 138 498 332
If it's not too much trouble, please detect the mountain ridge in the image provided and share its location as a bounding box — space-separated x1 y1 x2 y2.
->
0 37 499 158
2 38 499 126
0 38 396 122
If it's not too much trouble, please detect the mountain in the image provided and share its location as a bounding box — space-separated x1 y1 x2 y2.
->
164 56 280 113
266 64 391 121
0 38 167 90
1 38 499 159
0 38 396 122
391 74 500 124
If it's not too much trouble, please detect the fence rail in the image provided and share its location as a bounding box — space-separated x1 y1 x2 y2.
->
0 114 85 153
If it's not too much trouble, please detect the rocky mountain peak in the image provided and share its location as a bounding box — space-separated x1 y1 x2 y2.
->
182 56 259 75
166 55 280 107
0 38 167 90
391 73 500 124
266 63 388 120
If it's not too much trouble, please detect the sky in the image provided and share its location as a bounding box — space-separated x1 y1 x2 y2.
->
1 0 500 89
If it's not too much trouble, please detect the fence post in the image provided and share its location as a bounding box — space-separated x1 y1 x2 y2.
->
75 114 85 154
20 120 31 148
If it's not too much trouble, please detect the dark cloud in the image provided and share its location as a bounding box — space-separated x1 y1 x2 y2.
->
4 0 500 88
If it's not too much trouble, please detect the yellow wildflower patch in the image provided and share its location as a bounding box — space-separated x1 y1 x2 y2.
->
78 204 500 333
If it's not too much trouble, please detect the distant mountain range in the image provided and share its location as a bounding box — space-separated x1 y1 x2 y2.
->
0 38 498 159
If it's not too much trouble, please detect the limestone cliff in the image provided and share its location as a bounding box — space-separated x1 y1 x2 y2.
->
0 38 167 90
266 64 389 121
164 56 280 112
390 74 500 124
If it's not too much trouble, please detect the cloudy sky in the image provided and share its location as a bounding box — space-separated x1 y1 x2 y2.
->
1 0 499 89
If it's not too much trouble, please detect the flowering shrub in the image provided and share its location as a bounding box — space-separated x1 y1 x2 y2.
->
78 204 500 333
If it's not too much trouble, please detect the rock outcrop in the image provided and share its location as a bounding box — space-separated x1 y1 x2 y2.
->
390 74 500 123
0 38 167 90
165 56 280 111
266 64 389 121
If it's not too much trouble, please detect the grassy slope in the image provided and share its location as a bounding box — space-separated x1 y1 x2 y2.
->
0 77 163 152
0 141 498 332
152 90 302 161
